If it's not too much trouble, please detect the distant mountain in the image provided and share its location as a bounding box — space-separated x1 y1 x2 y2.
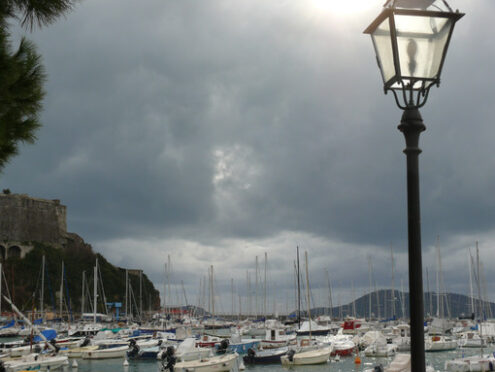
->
297 289 494 319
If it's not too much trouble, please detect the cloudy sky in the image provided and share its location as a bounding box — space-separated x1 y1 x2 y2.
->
3 0 495 315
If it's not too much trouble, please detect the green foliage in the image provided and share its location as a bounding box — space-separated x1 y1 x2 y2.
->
1 243 160 316
0 29 45 171
1 0 78 30
0 0 79 172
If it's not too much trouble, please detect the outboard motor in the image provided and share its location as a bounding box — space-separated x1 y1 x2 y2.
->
50 339 60 354
34 344 42 354
287 349 296 362
127 343 140 359
217 339 229 354
161 346 176 372
374 364 384 372
80 337 91 347
244 348 256 363
0 360 6 372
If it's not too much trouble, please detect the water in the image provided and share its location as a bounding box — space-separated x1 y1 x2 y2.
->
65 347 494 372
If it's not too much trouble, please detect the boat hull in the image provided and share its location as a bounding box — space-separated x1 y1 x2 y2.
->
172 353 238 372
82 345 128 359
281 347 332 366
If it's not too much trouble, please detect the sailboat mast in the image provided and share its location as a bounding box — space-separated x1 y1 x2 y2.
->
264 252 267 319
468 249 475 318
40 256 45 318
255 256 258 319
211 265 215 317
166 262 167 314
297 247 301 328
167 255 171 312
426 267 432 316
352 281 356 318
231 278 234 318
93 262 97 324
367 256 372 320
125 269 129 323
60 261 64 319
391 243 396 319
476 242 484 356
139 270 143 320
304 251 312 339
247 270 251 317
435 237 440 318
325 269 333 319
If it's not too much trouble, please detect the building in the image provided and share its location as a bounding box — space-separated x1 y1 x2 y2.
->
0 193 68 259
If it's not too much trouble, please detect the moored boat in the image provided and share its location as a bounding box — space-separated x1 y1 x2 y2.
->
280 345 332 366
81 344 129 359
161 352 239 372
0 352 68 372
243 346 288 364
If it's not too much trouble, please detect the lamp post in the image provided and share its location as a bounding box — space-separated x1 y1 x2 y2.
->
364 1 463 371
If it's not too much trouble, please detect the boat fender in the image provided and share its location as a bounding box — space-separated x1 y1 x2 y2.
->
287 349 296 362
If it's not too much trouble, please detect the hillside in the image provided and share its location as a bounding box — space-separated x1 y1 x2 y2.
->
1 233 160 317
305 289 495 319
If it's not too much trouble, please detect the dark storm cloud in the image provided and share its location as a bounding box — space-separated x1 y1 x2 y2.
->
2 0 495 305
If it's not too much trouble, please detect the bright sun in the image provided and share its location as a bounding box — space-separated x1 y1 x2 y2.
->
310 0 377 16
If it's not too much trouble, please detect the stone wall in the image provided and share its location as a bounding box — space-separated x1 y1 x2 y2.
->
0 193 67 246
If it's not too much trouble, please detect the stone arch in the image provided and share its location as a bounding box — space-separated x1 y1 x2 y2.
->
0 245 5 260
8 245 21 259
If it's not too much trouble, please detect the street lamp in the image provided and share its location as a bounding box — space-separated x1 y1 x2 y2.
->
364 1 463 372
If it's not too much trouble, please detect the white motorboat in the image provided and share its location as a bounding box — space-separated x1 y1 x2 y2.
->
157 338 211 361
81 344 128 359
161 352 238 372
364 353 435 372
457 331 486 348
261 328 296 349
64 345 99 358
445 353 495 372
0 353 68 372
364 341 398 358
280 345 332 366
425 335 457 352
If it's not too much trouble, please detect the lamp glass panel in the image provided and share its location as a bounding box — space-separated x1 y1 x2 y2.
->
394 14 453 79
371 17 396 84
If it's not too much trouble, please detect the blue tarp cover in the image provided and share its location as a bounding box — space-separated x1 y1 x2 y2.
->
1 320 15 329
34 329 57 342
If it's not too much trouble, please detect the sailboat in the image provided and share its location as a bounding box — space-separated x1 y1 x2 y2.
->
444 244 495 372
280 250 332 366
1 296 69 371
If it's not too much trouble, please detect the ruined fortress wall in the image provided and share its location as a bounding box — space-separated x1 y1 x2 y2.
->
0 194 67 244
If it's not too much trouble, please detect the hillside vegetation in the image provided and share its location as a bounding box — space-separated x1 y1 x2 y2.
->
1 234 160 317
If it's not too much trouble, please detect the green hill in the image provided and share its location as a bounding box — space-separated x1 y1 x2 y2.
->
1 233 160 318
